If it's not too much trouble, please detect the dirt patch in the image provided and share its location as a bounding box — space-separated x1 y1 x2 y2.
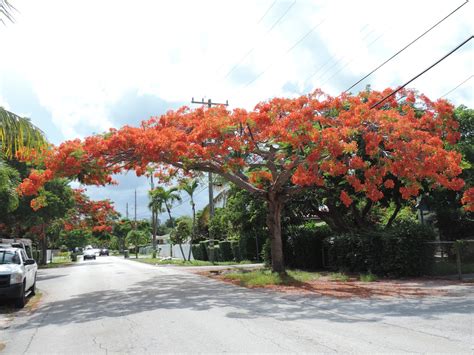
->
0 291 42 330
199 271 471 299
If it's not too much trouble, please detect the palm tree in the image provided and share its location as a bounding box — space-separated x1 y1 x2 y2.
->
148 188 164 256
1 107 47 159
199 174 230 227
180 179 199 261
150 186 184 259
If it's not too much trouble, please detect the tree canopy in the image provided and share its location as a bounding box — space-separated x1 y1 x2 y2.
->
18 88 470 272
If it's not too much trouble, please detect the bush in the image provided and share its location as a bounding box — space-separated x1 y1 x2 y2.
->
218 241 233 261
191 244 204 260
199 240 209 261
325 221 436 277
207 244 221 262
263 223 333 270
239 232 266 261
284 223 333 269
231 240 241 262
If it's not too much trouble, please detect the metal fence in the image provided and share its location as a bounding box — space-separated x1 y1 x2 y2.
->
427 240 474 280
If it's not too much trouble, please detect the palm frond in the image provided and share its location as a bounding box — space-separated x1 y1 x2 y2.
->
0 107 48 159
199 188 230 222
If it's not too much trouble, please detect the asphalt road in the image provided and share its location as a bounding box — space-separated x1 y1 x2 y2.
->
1 256 473 354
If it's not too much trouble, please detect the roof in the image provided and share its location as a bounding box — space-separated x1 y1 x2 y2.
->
0 246 20 252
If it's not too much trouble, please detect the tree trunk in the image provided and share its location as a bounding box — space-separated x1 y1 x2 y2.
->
267 193 285 274
178 243 186 261
40 235 47 265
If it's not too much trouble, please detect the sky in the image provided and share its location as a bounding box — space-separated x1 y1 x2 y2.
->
0 0 472 222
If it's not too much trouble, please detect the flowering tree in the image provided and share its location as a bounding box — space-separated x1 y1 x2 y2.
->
64 188 118 234
19 89 469 273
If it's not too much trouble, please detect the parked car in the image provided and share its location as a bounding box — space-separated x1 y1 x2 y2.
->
0 246 37 308
99 248 109 256
83 249 96 260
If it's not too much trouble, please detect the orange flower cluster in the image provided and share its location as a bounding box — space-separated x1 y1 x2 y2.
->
64 189 117 233
461 188 474 212
18 88 469 210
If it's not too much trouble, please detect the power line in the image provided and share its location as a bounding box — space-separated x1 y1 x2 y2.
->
243 16 327 88
345 0 469 93
223 0 295 80
371 35 473 109
304 23 377 87
266 0 296 33
441 75 473 98
257 0 277 24
319 29 386 87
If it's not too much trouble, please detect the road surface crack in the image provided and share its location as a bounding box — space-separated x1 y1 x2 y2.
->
92 335 108 354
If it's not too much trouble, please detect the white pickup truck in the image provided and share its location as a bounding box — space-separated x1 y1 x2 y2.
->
0 246 37 308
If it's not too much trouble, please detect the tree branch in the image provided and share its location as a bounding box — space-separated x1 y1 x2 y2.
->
385 198 402 229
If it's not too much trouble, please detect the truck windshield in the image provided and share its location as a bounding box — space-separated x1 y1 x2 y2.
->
0 251 20 264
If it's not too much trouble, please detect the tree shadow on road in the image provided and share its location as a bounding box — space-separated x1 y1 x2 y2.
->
11 272 474 331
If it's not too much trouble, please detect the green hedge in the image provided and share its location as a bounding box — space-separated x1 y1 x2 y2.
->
207 244 220 262
284 224 332 269
192 239 253 262
239 232 266 261
231 240 241 262
191 244 204 261
218 241 233 261
199 240 209 261
325 221 436 276
263 223 332 269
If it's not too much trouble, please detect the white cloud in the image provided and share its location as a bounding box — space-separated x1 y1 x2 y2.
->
1 0 472 138
1 0 472 217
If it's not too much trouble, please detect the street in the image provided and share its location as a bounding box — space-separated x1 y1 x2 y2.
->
1 256 473 354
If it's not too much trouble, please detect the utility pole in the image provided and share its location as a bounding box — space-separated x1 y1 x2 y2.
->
134 189 138 259
126 202 129 219
150 174 158 256
191 98 229 263
134 189 137 222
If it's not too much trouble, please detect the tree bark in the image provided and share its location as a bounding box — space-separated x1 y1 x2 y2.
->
386 199 402 229
40 235 47 265
267 193 285 274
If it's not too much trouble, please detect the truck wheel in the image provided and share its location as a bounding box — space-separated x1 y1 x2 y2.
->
30 274 37 296
15 281 26 308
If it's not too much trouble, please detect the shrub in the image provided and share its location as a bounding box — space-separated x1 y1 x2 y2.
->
325 221 436 277
218 241 233 261
359 273 377 282
199 240 209 261
329 272 349 282
239 232 266 261
284 223 333 269
263 223 333 270
191 244 204 260
207 244 221 262
231 240 241 262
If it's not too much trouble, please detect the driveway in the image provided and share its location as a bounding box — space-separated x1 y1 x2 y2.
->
1 256 472 353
